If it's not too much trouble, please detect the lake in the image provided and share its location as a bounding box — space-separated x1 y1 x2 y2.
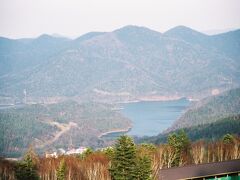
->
120 98 190 136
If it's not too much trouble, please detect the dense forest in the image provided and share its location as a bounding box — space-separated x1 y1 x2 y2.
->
0 101 131 157
170 88 240 131
0 133 239 180
137 115 240 144
138 88 240 146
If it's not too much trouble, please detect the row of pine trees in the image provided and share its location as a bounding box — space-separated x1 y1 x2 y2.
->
0 132 240 180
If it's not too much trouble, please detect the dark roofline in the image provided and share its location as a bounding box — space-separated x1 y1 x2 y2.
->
159 159 240 180
184 171 239 180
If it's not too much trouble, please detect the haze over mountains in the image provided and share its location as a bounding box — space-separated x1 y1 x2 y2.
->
0 25 240 103
1 25 240 157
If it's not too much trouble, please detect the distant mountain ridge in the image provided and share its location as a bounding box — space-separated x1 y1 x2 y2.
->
0 25 240 103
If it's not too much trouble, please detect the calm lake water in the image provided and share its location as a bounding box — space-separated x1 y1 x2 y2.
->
120 98 190 136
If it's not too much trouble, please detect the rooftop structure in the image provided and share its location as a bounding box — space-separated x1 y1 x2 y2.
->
159 159 240 180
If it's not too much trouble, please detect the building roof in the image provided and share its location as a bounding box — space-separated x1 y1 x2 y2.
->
159 159 240 180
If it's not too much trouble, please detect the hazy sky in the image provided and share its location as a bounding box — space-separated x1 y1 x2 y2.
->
1 0 240 38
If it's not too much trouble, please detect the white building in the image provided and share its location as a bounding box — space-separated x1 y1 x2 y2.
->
66 147 87 155
45 147 87 158
45 152 58 158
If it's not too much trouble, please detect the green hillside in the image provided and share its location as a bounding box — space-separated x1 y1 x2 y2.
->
169 88 240 131
0 101 131 157
137 115 240 144
137 89 240 144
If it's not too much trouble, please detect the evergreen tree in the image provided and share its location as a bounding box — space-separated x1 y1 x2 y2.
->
103 147 115 159
110 135 137 180
56 159 66 180
77 147 94 159
222 134 234 144
81 147 93 159
136 156 152 180
167 130 190 166
15 153 39 180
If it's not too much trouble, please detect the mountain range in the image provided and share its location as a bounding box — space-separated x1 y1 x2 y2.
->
0 25 240 103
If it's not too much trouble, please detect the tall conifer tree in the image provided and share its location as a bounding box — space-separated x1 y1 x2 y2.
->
110 135 137 180
15 151 39 180
56 159 66 180
136 155 152 180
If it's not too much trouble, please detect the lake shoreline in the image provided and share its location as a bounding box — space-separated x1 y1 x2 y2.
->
98 126 132 138
119 98 190 136
118 96 192 104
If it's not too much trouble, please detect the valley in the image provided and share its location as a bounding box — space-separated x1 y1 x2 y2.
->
0 26 239 158
1 1 240 179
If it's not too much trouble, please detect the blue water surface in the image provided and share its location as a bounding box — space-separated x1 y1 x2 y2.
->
120 98 190 136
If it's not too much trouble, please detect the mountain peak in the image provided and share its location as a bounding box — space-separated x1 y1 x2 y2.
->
114 25 161 34
37 34 54 40
75 32 105 42
165 25 206 36
115 25 146 31
167 25 195 31
164 25 208 45
36 34 69 41
33 34 70 45
113 25 162 45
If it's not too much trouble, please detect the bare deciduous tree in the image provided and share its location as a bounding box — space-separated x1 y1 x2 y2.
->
191 141 205 164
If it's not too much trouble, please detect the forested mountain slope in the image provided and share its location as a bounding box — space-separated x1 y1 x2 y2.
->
169 88 240 131
137 115 240 144
0 26 240 102
0 101 130 157
137 88 240 144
